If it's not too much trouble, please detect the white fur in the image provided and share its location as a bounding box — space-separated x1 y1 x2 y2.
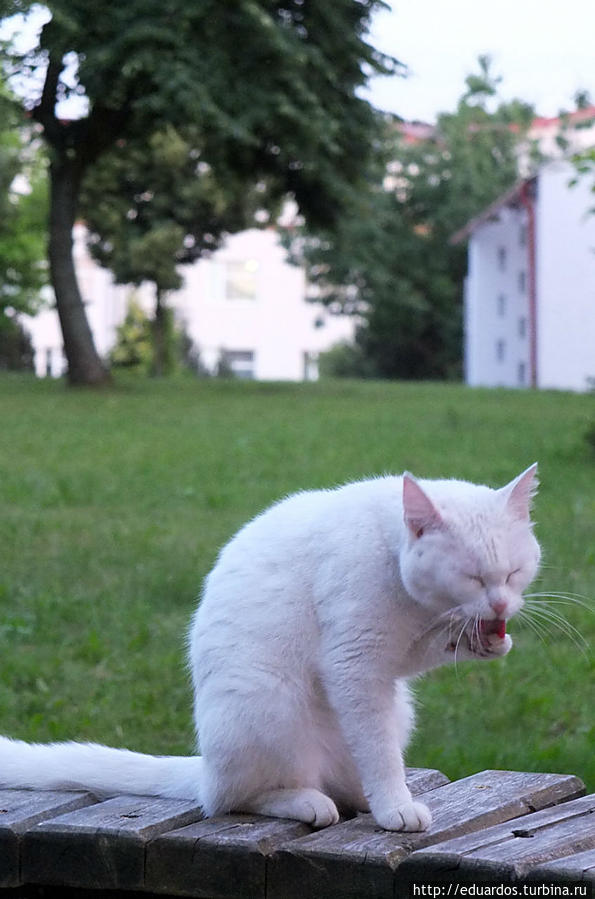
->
0 467 540 832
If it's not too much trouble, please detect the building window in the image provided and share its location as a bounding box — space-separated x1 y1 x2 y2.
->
518 270 527 294
224 260 259 300
497 246 507 271
496 339 506 363
518 362 526 386
497 294 507 317
518 316 527 339
519 224 527 247
222 350 255 379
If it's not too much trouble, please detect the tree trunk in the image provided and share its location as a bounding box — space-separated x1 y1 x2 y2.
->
151 286 168 377
49 158 110 386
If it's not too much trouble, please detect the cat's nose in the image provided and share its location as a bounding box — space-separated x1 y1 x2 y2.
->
489 597 508 617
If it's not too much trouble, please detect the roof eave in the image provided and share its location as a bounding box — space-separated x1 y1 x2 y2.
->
450 176 537 245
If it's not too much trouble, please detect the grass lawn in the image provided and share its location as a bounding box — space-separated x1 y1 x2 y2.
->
0 373 593 791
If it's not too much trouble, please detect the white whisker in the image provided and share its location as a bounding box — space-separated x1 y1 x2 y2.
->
516 609 551 649
423 621 452 660
524 593 594 612
522 605 590 656
528 605 589 641
453 616 472 673
525 601 594 621
412 606 459 646
471 614 482 655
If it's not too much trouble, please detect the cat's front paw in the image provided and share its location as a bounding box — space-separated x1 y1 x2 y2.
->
484 632 513 656
374 800 432 832
453 623 513 659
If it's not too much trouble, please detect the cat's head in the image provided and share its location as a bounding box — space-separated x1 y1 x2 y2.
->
398 465 541 650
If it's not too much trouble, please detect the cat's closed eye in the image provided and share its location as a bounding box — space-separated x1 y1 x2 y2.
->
467 574 486 587
506 568 522 583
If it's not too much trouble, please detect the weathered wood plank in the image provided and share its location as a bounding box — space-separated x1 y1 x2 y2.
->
143 767 446 898
400 793 595 885
22 794 203 892
266 770 585 899
0 790 95 888
0 769 441 895
405 767 450 795
528 847 595 885
146 814 311 899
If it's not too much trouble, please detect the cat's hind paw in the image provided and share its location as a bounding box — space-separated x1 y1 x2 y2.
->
241 787 339 828
375 800 432 832
293 788 340 828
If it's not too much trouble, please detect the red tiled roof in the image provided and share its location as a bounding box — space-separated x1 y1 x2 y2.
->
530 105 595 130
396 121 436 144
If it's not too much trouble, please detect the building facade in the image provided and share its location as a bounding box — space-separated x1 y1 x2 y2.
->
456 161 595 392
24 224 355 381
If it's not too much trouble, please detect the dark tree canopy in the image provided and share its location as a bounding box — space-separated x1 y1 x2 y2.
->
294 58 536 381
80 126 265 289
0 0 398 384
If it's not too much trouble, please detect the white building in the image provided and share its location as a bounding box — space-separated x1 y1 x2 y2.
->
454 160 595 392
24 224 355 381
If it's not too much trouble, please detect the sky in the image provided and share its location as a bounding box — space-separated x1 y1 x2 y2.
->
2 2 595 125
365 0 595 122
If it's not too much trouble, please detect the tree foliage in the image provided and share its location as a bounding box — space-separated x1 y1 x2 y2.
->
1 0 397 384
0 79 47 319
109 295 152 371
0 75 47 369
81 125 279 289
292 57 535 380
79 124 277 373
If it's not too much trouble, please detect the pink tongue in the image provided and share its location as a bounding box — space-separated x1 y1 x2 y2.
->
480 619 506 639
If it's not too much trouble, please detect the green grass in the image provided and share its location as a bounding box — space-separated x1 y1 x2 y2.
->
0 373 593 791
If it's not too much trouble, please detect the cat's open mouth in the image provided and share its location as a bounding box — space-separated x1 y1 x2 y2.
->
479 619 507 640
448 618 508 655
476 618 507 652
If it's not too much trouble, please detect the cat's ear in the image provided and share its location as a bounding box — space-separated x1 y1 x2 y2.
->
501 463 539 521
402 473 443 539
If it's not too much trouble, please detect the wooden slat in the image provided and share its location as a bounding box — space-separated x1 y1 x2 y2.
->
266 770 585 899
400 793 595 885
144 767 447 898
0 789 95 888
22 794 203 891
146 815 311 899
528 847 595 884
405 767 450 794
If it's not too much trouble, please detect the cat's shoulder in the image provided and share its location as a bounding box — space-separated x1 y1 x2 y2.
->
238 476 402 535
278 475 403 511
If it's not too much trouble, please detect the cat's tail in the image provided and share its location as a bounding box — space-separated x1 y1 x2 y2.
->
0 735 203 801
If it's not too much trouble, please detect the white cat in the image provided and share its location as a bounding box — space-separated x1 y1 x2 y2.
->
0 465 540 833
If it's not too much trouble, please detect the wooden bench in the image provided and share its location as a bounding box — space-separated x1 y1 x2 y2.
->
0 768 593 897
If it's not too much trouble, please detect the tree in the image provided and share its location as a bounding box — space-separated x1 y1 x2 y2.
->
406 56 534 242
288 133 462 380
290 57 535 379
0 77 47 367
79 125 274 375
109 295 152 371
1 0 398 385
